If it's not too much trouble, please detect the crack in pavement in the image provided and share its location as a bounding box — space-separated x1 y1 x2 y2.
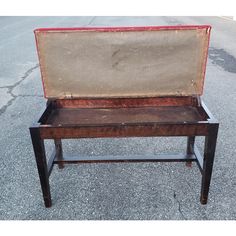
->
154 183 188 220
173 191 187 220
0 64 39 116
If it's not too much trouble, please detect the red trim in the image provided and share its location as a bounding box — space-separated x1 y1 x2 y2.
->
34 25 211 33
200 26 211 95
34 32 47 98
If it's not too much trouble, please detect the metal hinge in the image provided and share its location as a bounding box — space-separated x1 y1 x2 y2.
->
64 93 74 99
196 95 201 107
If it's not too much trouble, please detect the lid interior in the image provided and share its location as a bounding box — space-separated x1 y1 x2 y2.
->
35 26 211 99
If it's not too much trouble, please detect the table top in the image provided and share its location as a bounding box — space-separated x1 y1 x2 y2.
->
44 105 207 126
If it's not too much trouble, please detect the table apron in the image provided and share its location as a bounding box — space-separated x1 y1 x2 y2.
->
39 123 209 139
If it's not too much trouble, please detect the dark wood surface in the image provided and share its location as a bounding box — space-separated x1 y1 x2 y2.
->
53 153 197 163
54 96 198 108
200 123 219 204
30 127 52 207
45 106 206 126
39 123 210 139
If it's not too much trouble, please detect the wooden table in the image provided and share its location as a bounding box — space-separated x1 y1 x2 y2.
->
30 25 219 207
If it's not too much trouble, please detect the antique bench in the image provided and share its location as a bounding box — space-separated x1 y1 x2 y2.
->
30 25 219 207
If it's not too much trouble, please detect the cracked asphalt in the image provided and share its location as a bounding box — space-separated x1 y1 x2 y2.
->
0 16 236 220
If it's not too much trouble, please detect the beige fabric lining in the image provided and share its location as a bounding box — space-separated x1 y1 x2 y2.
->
36 28 209 98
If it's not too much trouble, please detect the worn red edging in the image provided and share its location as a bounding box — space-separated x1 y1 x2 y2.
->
34 32 47 98
200 26 212 96
34 25 211 33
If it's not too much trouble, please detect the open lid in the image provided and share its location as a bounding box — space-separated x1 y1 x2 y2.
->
34 25 211 99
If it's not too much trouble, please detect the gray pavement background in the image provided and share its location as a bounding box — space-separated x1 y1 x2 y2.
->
0 16 236 220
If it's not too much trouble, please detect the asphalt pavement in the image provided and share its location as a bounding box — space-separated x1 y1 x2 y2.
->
0 16 236 220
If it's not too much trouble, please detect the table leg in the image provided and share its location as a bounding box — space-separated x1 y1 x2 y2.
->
200 124 219 204
30 127 52 208
186 136 195 167
54 139 64 169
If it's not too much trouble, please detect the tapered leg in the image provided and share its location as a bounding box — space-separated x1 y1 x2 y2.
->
186 136 195 167
30 127 52 208
54 139 64 169
200 124 219 204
